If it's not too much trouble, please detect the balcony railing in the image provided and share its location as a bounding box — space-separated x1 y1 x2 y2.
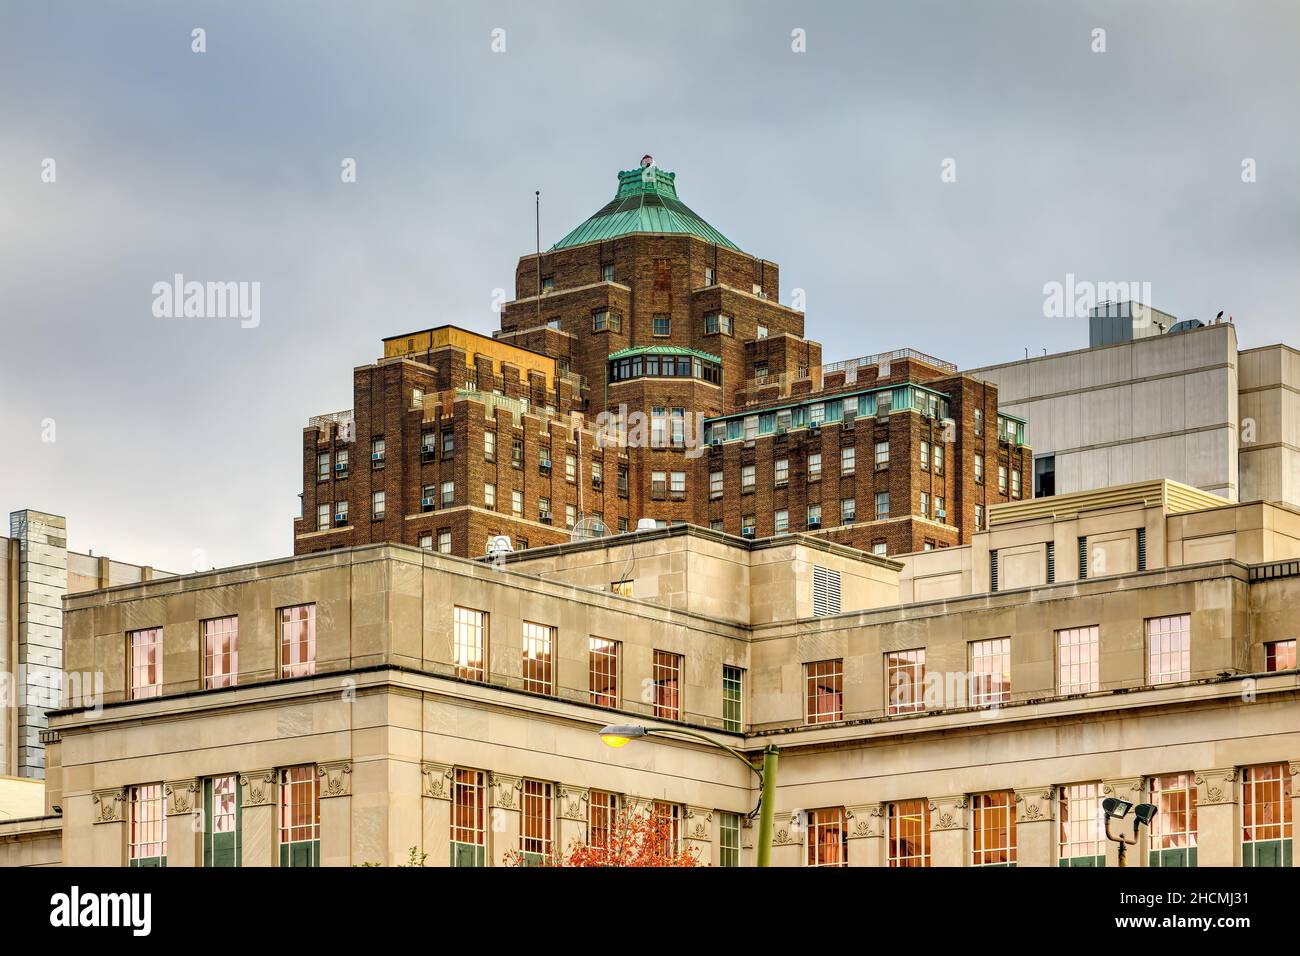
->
823 348 957 378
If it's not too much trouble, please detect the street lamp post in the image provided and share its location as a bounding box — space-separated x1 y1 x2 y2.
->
598 724 779 867
1102 797 1158 867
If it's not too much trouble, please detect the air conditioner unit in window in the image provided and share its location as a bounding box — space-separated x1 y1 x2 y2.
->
592 478 603 489
334 462 347 472
334 514 347 524
710 437 722 446
372 452 383 460
420 496 435 508
539 461 551 472
540 515 552 525
807 520 821 530
844 512 856 522
741 527 756 539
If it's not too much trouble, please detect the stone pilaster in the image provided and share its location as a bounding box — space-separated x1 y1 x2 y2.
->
1014 786 1056 867
239 769 277 867
771 810 804 868
845 803 885 867
164 778 200 868
90 786 127 866
1291 761 1300 868
490 772 521 866
421 762 454 867
684 806 713 864
318 760 352 867
556 785 588 860
1194 768 1239 867
928 795 968 867
1101 777 1144 867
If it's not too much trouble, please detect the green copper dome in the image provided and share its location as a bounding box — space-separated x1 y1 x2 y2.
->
551 158 740 251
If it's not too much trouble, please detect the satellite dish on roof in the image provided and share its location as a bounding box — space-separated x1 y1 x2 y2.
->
571 515 610 542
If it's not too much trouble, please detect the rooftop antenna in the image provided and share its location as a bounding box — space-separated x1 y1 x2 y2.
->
535 189 542 328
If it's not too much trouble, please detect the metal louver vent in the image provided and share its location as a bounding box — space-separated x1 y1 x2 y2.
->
812 566 842 617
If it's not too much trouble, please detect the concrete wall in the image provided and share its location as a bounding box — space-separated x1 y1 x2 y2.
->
1238 343 1300 508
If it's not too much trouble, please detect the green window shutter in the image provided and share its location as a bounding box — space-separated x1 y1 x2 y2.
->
203 779 214 867
451 842 485 867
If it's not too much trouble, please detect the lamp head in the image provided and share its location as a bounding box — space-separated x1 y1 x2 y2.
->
598 724 648 749
1102 797 1133 820
1132 803 1159 827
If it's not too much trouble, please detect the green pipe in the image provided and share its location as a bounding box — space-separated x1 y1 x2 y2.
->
756 744 778 868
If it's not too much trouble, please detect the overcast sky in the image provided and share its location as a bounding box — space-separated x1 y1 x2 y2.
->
1 0 1296 572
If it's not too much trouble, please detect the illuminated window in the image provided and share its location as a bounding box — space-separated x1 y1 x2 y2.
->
203 774 241 867
279 605 316 679
1241 763 1293 867
1147 614 1191 684
519 780 553 864
1058 783 1105 866
451 768 487 867
653 650 683 720
129 627 163 699
719 811 741 867
129 784 166 866
971 791 1016 866
885 649 925 715
279 765 319 867
589 637 620 706
522 622 554 695
1266 640 1296 672
970 637 1010 706
722 665 744 732
804 659 844 724
1057 625 1100 694
888 799 930 867
453 607 488 681
588 790 620 849
806 807 847 867
203 616 238 689
1149 773 1198 866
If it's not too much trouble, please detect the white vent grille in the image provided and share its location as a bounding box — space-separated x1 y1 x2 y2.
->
812 566 842 617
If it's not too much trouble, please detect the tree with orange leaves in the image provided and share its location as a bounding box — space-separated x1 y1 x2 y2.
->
505 807 701 867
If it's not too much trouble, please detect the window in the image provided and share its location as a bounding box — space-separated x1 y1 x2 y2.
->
565 453 577 482
1149 773 1197 867
704 266 715 285
538 497 552 523
203 775 241 867
617 465 629 495
650 802 683 857
519 780 553 864
592 460 603 488
920 441 930 470
541 275 555 293
653 650 683 720
974 408 984 434
451 768 487 867
970 637 1010 706
484 430 496 461
590 637 620 706
1147 614 1191 684
438 530 452 554
1058 626 1099 694
719 812 741 867
974 453 984 484
371 437 385 468
610 580 633 597
334 499 348 526
872 541 887 557
975 504 985 531
998 464 1008 494
1241 763 1293 867
512 438 523 467
741 465 755 492
741 515 756 538
874 442 888 470
279 605 316 678
651 470 667 499
512 490 523 517
602 263 615 282
919 492 929 518
704 312 733 335
756 324 768 339
335 448 348 475
885 649 925 715
806 808 847 867
203 616 238 690
440 481 455 507
1011 469 1021 498
565 504 577 530
129 784 166 866
652 314 671 336
934 495 945 520
804 659 844 724
1266 639 1296 672
808 453 822 481
670 471 686 499
774 510 789 534
484 482 496 509
522 622 554 695
592 309 622 332
888 800 930 867
875 492 889 520
1059 783 1105 866
842 446 857 475
279 765 320 867
441 429 455 458
419 533 433 550
971 792 1017 866
317 452 330 481
588 791 620 849
453 607 487 681
933 444 944 474
709 471 723 499
421 432 437 460
842 497 856 523
807 503 822 529
130 627 163 699
722 665 744 732
774 458 788 485
421 484 436 511
812 566 841 616
372 490 385 520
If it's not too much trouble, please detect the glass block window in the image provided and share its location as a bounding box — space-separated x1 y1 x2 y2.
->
653 650 683 720
519 780 553 863
885 649 925 715
279 604 316 679
451 768 487 867
971 791 1017 866
1242 763 1293 867
589 637 620 706
279 765 320 867
888 799 930 867
1149 773 1198 867
719 811 741 867
1147 614 1191 684
970 637 1011 706
804 659 844 724
806 807 847 867
522 622 554 695
203 616 238 690
453 607 488 681
722 665 744 732
129 783 167 866
1058 783 1105 866
1057 625 1100 694
130 627 163 699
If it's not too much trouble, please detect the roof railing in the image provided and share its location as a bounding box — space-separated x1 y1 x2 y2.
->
823 348 956 376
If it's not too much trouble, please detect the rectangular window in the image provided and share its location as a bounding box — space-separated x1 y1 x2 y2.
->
437 530 452 554
651 470 668 499
808 452 822 481
974 453 984 484
933 444 944 474
371 437 385 467
130 627 163 699
888 799 930 867
710 471 723 498
652 314 671 336
874 442 888 470
1266 639 1296 672
774 509 789 534
592 460 603 487
442 429 455 458
512 438 523 466
419 533 433 550
484 430 496 461
522 622 554 695
1242 763 1293 867
451 768 487 867
335 448 348 475
971 792 1017 866
589 637 620 706
975 504 985 531
512 490 523 517
440 481 455 507
998 464 1008 494
970 637 1010 706
1058 783 1105 866
806 808 847 867
453 607 488 682
722 665 744 733
610 579 633 597
129 784 166 866
317 502 329 531
875 491 889 520
974 408 984 434
670 471 686 499
279 605 316 678
519 780 553 864
807 503 822 529
566 504 577 530
588 790 620 849
1058 625 1100 694
203 774 241 867
1149 773 1198 867
1011 469 1021 498
804 659 844 724
842 497 856 523
317 452 330 481
653 650 683 720
812 566 841 616
774 458 788 484
334 499 348 526
372 490 385 519
885 649 925 715
704 266 715 286
538 497 552 522
279 765 320 867
566 454 577 481
741 465 755 492
1147 614 1191 684
920 492 929 518
651 802 682 857
842 446 857 475
719 811 741 867
602 263 615 282
920 441 930 470
203 616 238 690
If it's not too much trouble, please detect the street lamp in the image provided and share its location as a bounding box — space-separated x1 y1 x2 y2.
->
1102 796 1158 867
597 723 779 867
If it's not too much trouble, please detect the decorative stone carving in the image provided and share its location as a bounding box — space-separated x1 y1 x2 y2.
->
557 785 589 822
1102 777 1143 803
239 769 277 808
91 787 125 824
164 779 199 816
1015 787 1055 823
846 803 885 840
1194 768 1238 806
928 796 968 831
421 762 454 800
490 773 522 810
772 812 805 846
318 760 353 798
685 806 713 842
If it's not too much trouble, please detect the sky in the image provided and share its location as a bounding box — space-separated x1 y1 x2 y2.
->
1 0 1296 572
